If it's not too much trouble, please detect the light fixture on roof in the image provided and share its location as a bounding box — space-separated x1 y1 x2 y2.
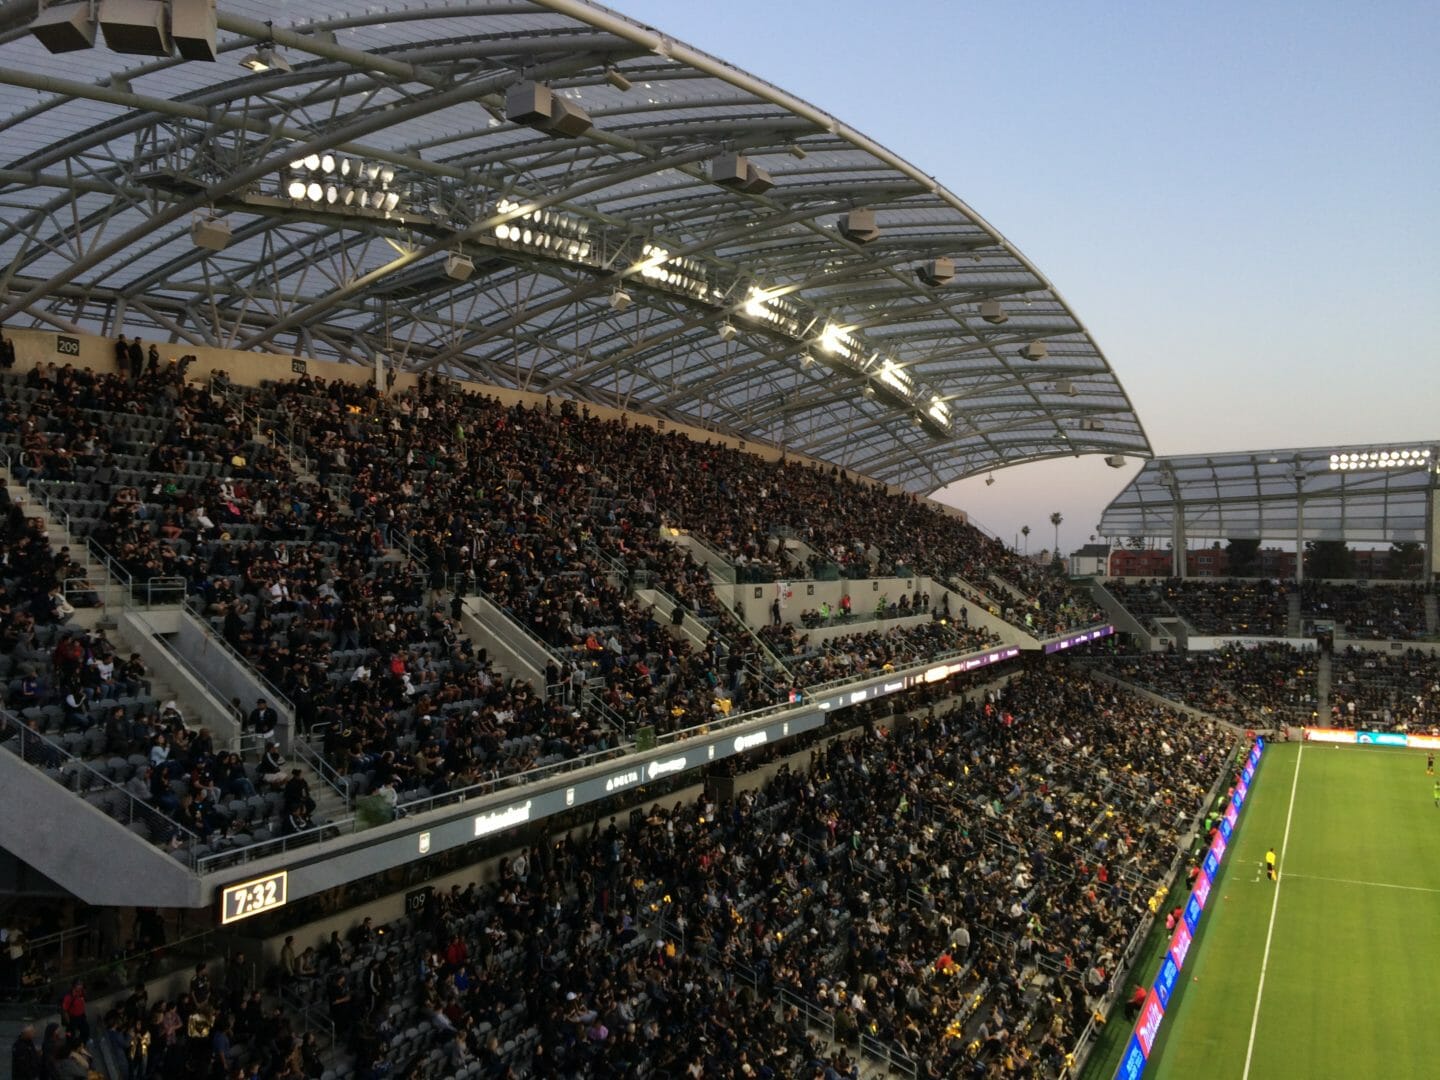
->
170 0 217 60
1105 455 1127 468
985 474 995 487
917 258 954 287
1053 379 1077 397
444 253 474 282
609 289 633 312
603 66 632 92
710 153 775 195
1329 448 1431 471
862 383 877 400
190 215 230 252
494 198 597 267
979 299 1009 325
30 2 98 53
32 0 216 58
239 42 290 73
740 285 801 336
838 209 880 244
505 81 593 138
717 322 737 342
98 0 170 56
819 322 857 358
1020 341 1048 362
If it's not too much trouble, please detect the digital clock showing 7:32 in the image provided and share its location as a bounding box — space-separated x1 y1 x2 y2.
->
220 871 288 925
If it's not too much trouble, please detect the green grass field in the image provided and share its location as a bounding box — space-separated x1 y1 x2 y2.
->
1138 741 1440 1080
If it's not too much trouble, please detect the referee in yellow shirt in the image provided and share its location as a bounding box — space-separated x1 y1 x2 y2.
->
1265 847 1277 882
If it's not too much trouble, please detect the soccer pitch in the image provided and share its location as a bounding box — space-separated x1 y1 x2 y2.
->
1145 741 1440 1080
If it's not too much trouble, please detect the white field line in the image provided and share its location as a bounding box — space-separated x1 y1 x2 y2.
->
1241 743 1303 1080
1284 873 1440 895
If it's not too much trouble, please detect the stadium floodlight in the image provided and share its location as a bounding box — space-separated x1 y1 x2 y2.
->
239 43 290 73
877 359 912 394
819 322 855 357
739 285 801 336
286 179 307 199
494 198 598 267
305 182 323 202
1329 447 1431 471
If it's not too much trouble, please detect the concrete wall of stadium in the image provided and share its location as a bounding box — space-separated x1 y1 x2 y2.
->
5 327 970 517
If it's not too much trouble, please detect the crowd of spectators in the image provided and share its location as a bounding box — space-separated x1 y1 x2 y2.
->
1106 579 1292 636
1301 582 1432 641
9 951 325 1080
259 371 1099 637
272 668 1229 1080
1085 644 1319 728
759 621 1001 686
1329 647 1440 732
0 352 1107 797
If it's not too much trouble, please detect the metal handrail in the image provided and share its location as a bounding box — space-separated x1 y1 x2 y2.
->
611 549 790 688
182 595 298 715
195 812 357 875
144 628 246 751
0 706 201 867
393 530 563 668
294 735 353 808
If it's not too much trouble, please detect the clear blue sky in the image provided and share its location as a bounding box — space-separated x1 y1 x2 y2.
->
611 0 1440 555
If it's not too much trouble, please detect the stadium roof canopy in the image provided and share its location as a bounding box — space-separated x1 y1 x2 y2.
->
1099 443 1440 544
0 0 1151 491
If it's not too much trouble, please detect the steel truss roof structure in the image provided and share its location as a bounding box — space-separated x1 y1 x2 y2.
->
1100 443 1440 543
0 0 1151 491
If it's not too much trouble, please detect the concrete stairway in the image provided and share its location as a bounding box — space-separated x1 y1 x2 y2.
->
4 471 128 619
1426 591 1438 637
1315 651 1333 717
1287 590 1303 637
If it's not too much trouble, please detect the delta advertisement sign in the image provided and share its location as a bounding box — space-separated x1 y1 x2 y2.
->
1115 737 1265 1080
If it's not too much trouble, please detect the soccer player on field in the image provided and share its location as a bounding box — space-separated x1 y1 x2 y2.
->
1427 752 1434 776
1265 847 1277 881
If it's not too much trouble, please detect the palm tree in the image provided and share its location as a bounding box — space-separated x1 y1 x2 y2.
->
1020 525 1030 554
1050 512 1063 558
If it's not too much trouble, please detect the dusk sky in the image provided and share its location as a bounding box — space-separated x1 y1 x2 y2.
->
614 0 1440 556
